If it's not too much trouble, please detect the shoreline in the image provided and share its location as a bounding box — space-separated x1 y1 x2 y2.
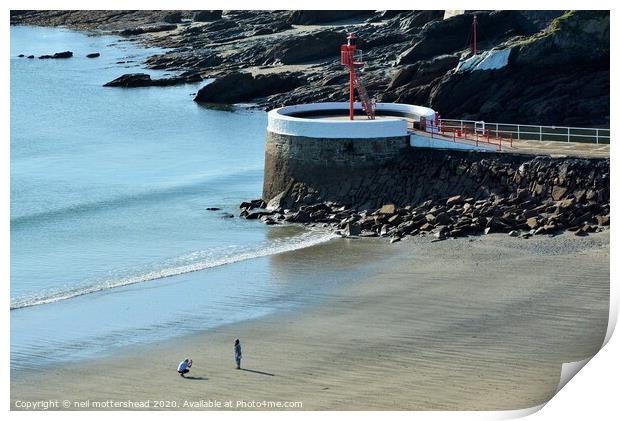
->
10 11 610 128
9 19 611 412
11 231 609 410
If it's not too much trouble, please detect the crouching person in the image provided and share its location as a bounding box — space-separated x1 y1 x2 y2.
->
177 358 192 377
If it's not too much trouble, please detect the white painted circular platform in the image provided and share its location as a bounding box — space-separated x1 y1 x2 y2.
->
267 102 436 139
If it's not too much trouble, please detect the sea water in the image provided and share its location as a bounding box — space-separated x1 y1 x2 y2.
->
10 26 350 371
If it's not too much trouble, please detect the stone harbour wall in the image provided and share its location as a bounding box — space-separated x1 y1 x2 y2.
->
251 139 610 241
262 131 410 202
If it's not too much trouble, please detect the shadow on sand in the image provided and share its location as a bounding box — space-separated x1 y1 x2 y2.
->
183 375 208 380
240 368 274 376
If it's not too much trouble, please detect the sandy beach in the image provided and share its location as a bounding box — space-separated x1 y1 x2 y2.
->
10 230 609 410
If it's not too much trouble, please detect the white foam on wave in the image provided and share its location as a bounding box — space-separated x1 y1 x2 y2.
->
11 230 337 310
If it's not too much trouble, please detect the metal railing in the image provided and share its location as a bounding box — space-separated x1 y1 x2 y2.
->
408 120 509 151
438 119 610 145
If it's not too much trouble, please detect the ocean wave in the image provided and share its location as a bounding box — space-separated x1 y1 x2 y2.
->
11 168 262 228
10 230 337 310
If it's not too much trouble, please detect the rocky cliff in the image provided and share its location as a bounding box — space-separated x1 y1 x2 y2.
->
11 10 610 127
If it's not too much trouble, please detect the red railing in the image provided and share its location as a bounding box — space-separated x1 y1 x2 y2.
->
409 120 514 151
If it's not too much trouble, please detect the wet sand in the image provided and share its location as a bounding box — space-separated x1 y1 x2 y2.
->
10 231 609 410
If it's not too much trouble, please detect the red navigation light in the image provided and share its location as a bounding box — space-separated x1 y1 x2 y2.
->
340 33 374 121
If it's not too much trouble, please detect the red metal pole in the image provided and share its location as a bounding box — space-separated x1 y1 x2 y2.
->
473 16 477 56
349 63 354 120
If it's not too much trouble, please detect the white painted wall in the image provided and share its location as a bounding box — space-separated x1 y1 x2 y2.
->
455 48 511 73
410 133 497 151
267 102 436 139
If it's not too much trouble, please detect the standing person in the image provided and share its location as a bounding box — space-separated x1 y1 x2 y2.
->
234 339 242 369
177 358 192 377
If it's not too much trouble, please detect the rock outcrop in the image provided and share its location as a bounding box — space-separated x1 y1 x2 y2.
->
424 11 610 126
103 72 202 87
119 24 177 36
288 10 375 25
193 10 222 22
193 72 303 103
163 11 183 24
258 30 345 65
10 10 610 127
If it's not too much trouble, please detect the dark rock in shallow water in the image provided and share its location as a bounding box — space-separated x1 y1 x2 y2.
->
193 10 222 22
39 51 73 59
104 73 152 87
86 52 100 58
27 55 34 59
244 211 273 220
240 199 266 210
104 72 202 87
18 54 24 57
53 51 73 58
205 207 221 211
